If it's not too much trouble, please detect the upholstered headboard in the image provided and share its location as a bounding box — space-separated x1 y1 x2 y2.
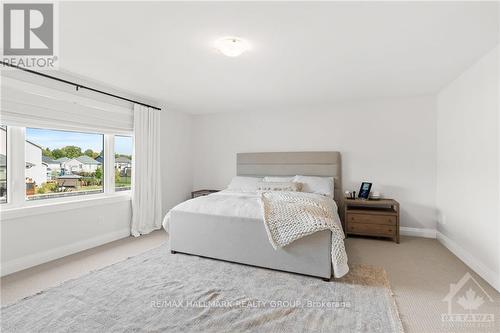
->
236 151 343 216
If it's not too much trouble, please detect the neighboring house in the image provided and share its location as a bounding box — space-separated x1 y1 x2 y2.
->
43 156 61 171
1 127 48 188
115 156 131 170
95 155 131 171
55 157 71 172
25 140 47 186
56 157 70 163
64 155 101 173
42 156 61 180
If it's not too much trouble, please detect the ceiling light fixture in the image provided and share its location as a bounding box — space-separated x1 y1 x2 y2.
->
214 37 250 57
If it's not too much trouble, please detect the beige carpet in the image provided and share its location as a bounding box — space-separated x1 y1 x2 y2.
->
346 236 500 333
1 240 402 332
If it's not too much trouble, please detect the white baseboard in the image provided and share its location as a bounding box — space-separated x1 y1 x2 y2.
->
437 231 500 292
400 227 437 238
1 228 131 277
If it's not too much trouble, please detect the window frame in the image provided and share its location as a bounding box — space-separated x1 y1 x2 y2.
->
0 126 132 211
0 125 7 204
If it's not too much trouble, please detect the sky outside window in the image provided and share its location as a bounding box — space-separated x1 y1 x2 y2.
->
26 128 105 153
114 135 133 156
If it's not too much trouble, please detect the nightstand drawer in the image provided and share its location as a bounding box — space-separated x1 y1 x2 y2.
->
347 213 396 226
347 222 396 236
344 198 400 243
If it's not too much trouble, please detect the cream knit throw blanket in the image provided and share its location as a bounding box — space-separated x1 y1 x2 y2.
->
260 191 349 278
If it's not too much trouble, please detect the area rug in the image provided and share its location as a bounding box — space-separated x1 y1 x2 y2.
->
1 241 403 332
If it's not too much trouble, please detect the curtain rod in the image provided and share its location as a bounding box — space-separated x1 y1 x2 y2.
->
0 61 162 111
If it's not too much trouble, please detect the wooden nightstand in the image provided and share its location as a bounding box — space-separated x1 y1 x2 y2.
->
344 198 400 243
191 189 219 199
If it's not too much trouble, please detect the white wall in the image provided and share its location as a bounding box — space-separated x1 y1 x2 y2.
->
1 197 131 276
192 96 437 231
160 108 193 215
436 45 499 291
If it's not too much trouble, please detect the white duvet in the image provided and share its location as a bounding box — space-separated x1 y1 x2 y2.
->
163 190 263 231
162 190 344 229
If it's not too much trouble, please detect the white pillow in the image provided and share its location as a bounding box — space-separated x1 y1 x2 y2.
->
257 181 302 192
293 175 334 198
262 176 294 182
227 176 263 191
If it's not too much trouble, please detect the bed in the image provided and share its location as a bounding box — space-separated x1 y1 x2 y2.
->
164 152 346 279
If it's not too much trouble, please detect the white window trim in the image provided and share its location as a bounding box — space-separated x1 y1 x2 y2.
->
0 127 133 214
0 192 131 220
7 126 26 208
104 134 115 194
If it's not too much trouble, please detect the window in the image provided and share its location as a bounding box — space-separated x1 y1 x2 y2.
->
0 126 7 203
0 127 132 208
114 136 132 191
25 128 104 200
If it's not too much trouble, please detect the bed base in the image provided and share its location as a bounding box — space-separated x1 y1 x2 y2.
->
169 210 333 279
170 249 331 282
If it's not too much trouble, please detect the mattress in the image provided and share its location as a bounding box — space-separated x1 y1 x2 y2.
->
164 190 264 228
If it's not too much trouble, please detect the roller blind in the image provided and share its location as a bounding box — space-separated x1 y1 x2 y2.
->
0 76 134 134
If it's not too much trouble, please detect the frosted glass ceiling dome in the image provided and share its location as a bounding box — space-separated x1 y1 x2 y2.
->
214 37 250 57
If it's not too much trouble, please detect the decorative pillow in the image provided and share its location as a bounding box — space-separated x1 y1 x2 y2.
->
262 176 294 182
227 176 263 191
292 175 334 198
257 181 302 192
